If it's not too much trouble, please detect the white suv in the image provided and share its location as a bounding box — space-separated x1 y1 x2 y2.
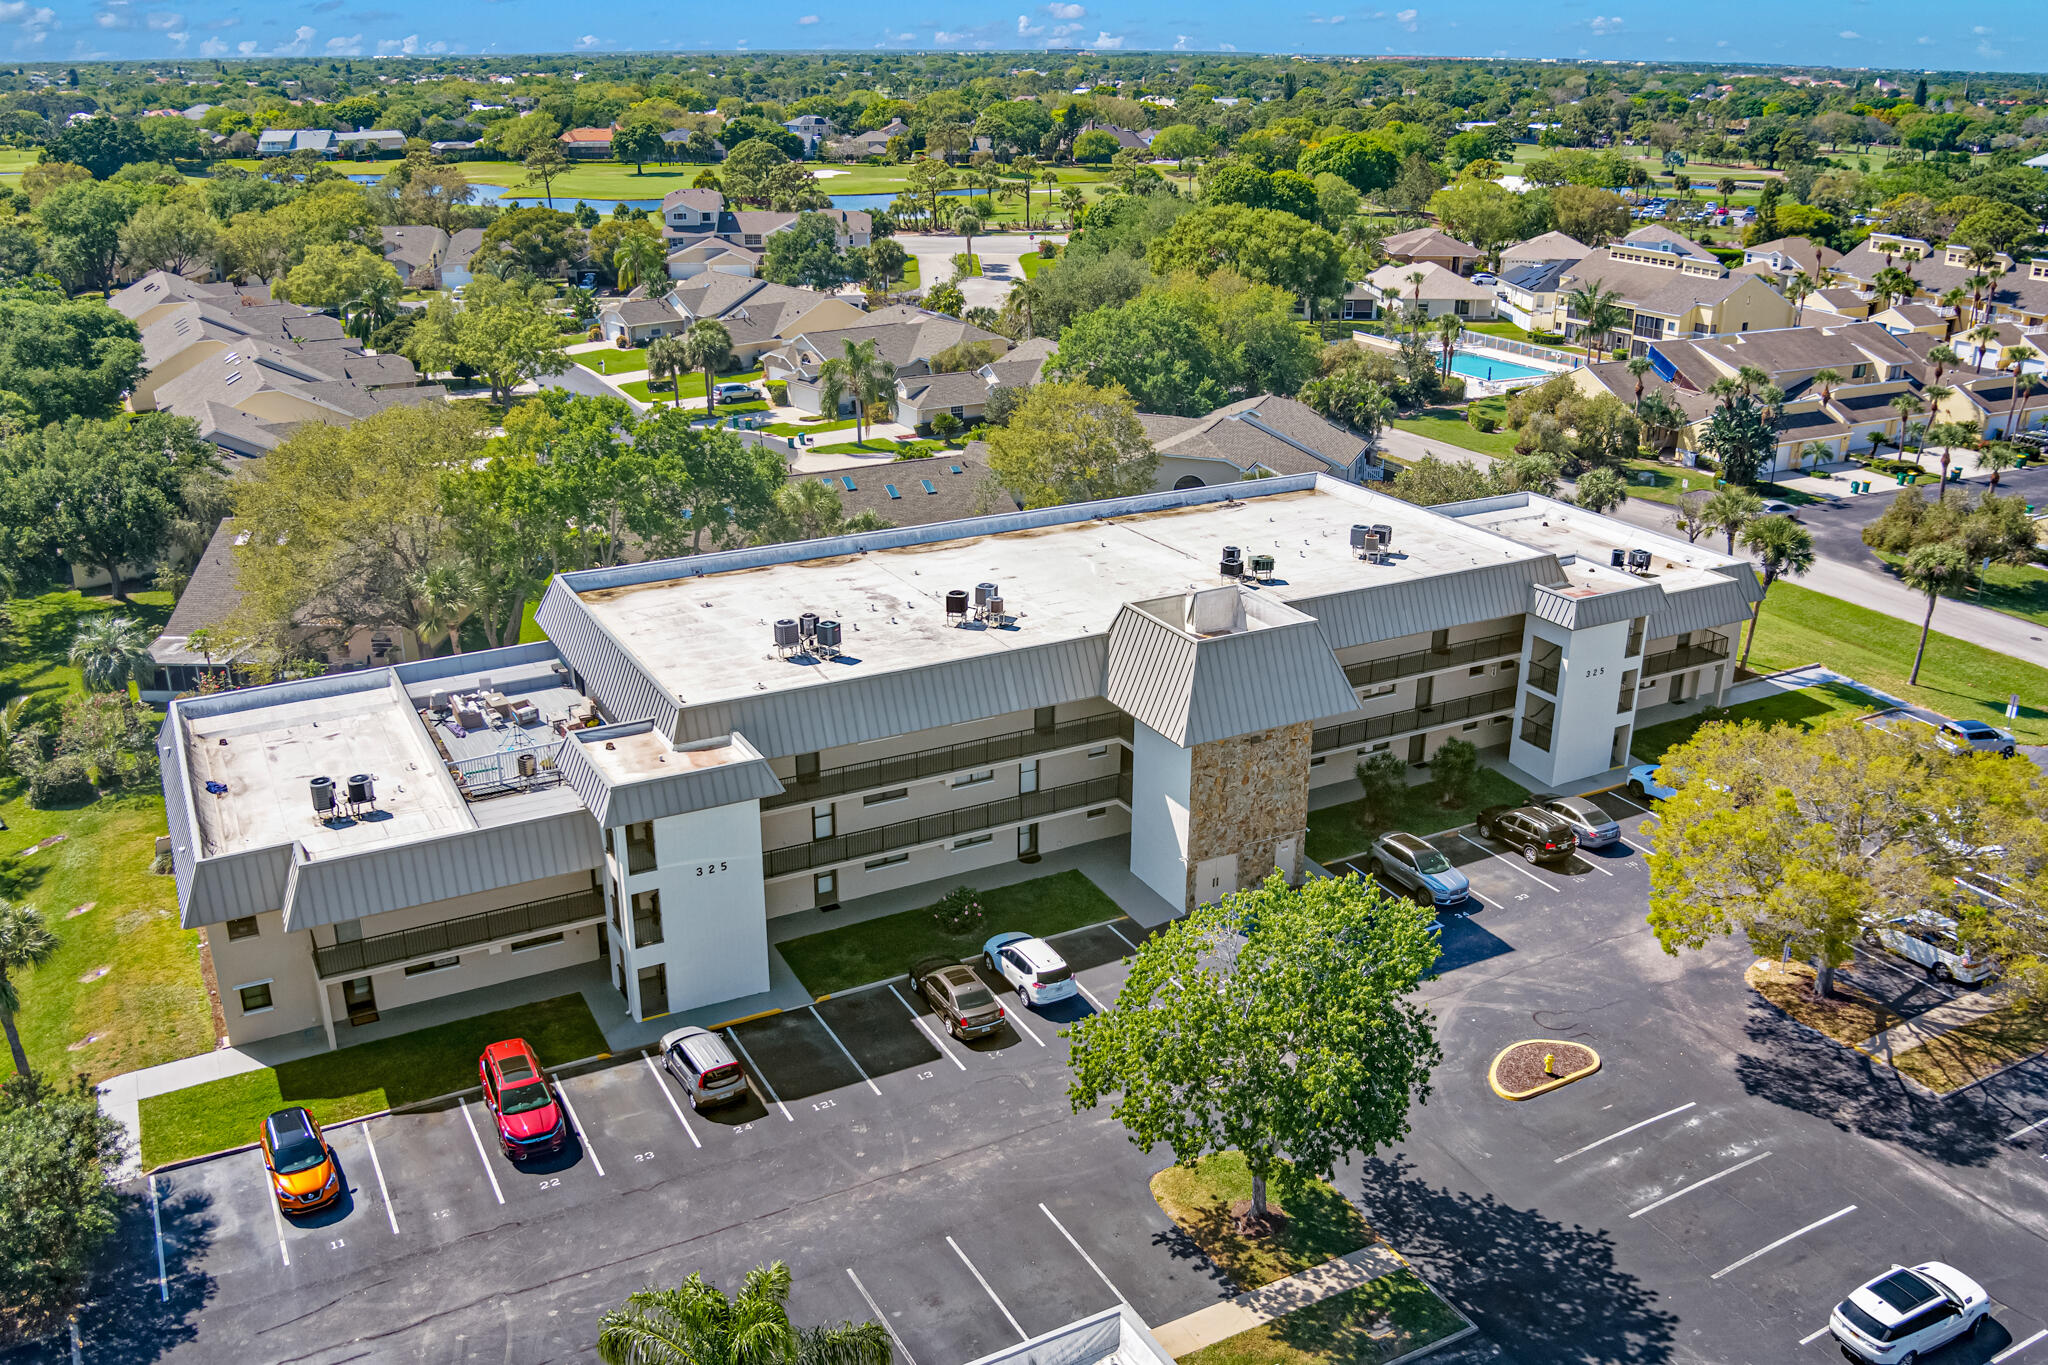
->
1872 912 1997 985
1935 718 2017 758
1830 1262 1990 1363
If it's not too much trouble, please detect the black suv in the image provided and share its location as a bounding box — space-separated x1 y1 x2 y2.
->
1476 805 1578 864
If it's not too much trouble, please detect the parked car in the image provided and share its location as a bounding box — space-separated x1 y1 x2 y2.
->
1470 271 1498 285
1934 718 2017 758
982 932 1079 1006
1532 795 1622 849
1475 804 1578 864
260 1106 341 1214
714 381 757 402
479 1038 566 1160
1366 832 1470 908
659 1026 751 1110
1871 912 1997 985
1758 499 1800 518
1626 762 1678 801
909 957 1007 1039
1829 1262 1991 1364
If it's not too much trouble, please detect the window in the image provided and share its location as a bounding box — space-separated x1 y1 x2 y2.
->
631 889 664 948
1618 669 1638 711
225 916 260 941
1528 638 1562 695
638 963 668 1019
863 788 909 806
1468 665 1486 677
921 479 938 494
884 484 902 499
1625 617 1646 658
1019 759 1039 794
1086 807 1108 819
952 769 995 788
1462 721 1479 731
794 752 820 781
954 833 993 850
1310 755 1326 768
1521 695 1556 751
404 956 461 976
237 980 274 1014
813 804 835 839
1370 741 1391 753
625 821 656 874
510 933 564 953
1034 705 1056 735
840 477 856 492
814 871 838 905
865 852 910 870
1087 745 1109 758
1453 299 1471 316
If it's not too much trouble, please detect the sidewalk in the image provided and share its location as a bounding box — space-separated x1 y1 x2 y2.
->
1860 987 2009 1058
1149 1244 1412 1355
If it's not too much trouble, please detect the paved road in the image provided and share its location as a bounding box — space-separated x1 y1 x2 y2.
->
1601 466 2048 671
899 232 1059 313
1377 424 1497 471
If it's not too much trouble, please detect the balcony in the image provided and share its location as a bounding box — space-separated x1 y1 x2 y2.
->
312 888 605 980
765 773 1132 878
763 714 1133 811
1643 636 1730 678
1341 630 1524 689
1311 686 1520 755
1527 660 1560 695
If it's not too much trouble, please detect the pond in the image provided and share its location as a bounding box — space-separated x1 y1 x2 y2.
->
346 174 983 217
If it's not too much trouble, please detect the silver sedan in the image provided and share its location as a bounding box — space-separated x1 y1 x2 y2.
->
1535 795 1621 849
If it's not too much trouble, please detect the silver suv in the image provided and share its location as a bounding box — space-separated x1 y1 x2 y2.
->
659 1026 750 1110
1366 833 1470 908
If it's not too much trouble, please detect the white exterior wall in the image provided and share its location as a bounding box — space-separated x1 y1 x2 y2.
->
617 800 770 1020
1127 721 1193 910
1510 616 1634 786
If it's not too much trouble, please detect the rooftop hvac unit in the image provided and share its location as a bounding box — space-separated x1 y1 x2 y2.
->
1611 548 1628 568
985 596 1006 624
1251 553 1275 582
1361 531 1384 561
1220 545 1244 578
974 581 998 608
945 589 970 622
798 611 820 641
773 618 801 652
815 619 842 654
517 752 538 778
1371 524 1393 549
1350 524 1370 550
1627 548 1653 571
310 775 336 814
347 773 375 805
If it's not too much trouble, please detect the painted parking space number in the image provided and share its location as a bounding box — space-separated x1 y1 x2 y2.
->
538 1177 561 1190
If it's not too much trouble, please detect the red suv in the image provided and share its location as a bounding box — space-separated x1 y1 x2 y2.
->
479 1038 566 1160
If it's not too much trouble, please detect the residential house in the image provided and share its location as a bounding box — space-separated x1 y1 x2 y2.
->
981 336 1056 390
1803 287 1872 322
783 115 833 154
1344 262 1498 323
1950 320 2048 374
660 186 725 236
379 226 449 289
665 239 763 281
668 276 870 367
1738 235 1836 285
442 228 485 290
561 126 615 159
335 129 406 157
598 297 690 347
1868 301 1955 341
159 477 1752 1047
793 456 1004 530
1499 231 1590 274
834 118 908 158
730 209 872 252
1832 237 2048 330
764 307 1011 415
1543 226 1796 358
894 370 998 429
256 128 337 157
1137 395 1387 488
1381 227 1482 277
1496 259 1574 331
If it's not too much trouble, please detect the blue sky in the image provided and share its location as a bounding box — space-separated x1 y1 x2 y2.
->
29 1 2039 74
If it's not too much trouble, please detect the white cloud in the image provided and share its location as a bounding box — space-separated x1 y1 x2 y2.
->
95 10 125 28
1838 28 1859 38
166 29 186 46
893 30 914 39
147 10 180 28
1090 29 1121 46
1393 7 1416 29
0 1 56 45
574 33 603 48
1173 32 1189 47
325 32 360 53
376 32 418 53
1218 40 1235 49
1977 38 2002 56
1046 1 1085 16
1051 22 1081 35
1309 13 1348 22
1588 14 1621 33
934 28 963 41
797 13 819 22
236 38 254 52
1018 14 1042 35
1916 34 1933 43
198 34 224 54
1971 24 1991 33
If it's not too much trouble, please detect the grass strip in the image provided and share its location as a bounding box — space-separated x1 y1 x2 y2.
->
1629 681 1877 764
1151 1151 1374 1291
1305 767 1529 867
1889 1005 2048 1094
1179 1271 1469 1365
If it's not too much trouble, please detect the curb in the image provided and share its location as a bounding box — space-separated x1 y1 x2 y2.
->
1486 1039 1602 1101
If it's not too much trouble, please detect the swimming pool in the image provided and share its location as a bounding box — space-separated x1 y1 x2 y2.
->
1445 351 1553 383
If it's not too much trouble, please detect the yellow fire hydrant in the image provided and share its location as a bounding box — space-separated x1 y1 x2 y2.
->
1543 1052 1557 1076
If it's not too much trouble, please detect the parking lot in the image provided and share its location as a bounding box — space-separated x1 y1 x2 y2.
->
37 788 2048 1364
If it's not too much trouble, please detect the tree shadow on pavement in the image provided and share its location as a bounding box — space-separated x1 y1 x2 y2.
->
1348 1154 1679 1365
1732 999 2004 1167
57 1182 214 1365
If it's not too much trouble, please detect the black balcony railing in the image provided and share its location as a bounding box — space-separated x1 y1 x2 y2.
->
765 773 1131 877
1311 686 1520 755
1341 630 1525 689
1643 636 1730 678
763 714 1133 810
1521 718 1554 751
1527 661 1560 695
312 888 605 980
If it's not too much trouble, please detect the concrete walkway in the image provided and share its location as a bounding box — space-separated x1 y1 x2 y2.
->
1861 986 2010 1058
1149 1244 1411 1356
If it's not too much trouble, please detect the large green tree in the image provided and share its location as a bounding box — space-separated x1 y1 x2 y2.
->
35 181 134 295
630 410 784 556
0 1071 127 1333
1049 292 1237 416
404 275 570 405
1068 872 1441 1220
986 379 1158 509
275 241 404 312
0 291 143 425
1295 132 1399 196
761 212 858 291
1149 205 1345 313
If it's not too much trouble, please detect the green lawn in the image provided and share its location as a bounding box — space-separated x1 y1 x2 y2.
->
1629 680 1879 764
1464 319 1537 345
775 869 1122 996
1151 1151 1374 1291
2 587 215 1085
518 597 547 644
137 993 609 1168
1018 251 1044 279
1180 1271 1468 1365
1305 767 1531 866
765 416 863 438
1389 403 1521 459
810 437 957 457
1616 458 1715 506
899 256 921 291
1891 1004 2048 1094
951 253 983 277
575 348 647 376
1742 582 2048 743
1875 551 2048 631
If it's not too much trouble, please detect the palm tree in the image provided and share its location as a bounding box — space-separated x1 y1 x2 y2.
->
1980 441 2021 491
953 211 985 270
819 338 890 443
1432 311 1464 375
1899 541 1971 685
1925 345 1957 390
596 1261 889 1365
645 335 691 409
1871 266 1916 311
1924 398 1960 495
1706 374 1743 409
1703 487 1764 554
1785 271 1815 326
1889 392 1927 465
68 614 153 700
412 562 477 656
1964 323 2001 374
1564 282 1626 365
2003 347 2040 438
1739 515 1816 667
345 272 401 346
1735 364 1770 397
1965 273 1994 327
613 231 668 295
1937 287 1968 338
1626 356 1653 408
1010 156 1041 229
1059 186 1084 227
0 899 58 1078
1811 367 1843 407
680 318 734 421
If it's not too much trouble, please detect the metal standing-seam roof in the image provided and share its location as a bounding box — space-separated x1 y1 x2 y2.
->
534 578 681 735
556 723 784 827
1529 579 1666 631
1647 575 1761 638
1290 555 1563 652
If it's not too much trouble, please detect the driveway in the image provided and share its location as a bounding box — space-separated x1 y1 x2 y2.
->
901 232 1062 313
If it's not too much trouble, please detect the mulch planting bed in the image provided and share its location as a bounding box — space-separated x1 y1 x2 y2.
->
1491 1039 1599 1099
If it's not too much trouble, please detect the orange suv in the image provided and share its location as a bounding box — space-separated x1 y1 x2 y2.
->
260 1107 341 1214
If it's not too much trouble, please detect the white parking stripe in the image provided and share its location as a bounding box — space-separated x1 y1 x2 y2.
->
1994 1329 2048 1361
1457 832 1563 891
460 1101 506 1204
266 1176 290 1266
846 1268 917 1365
809 1005 883 1095
1076 980 1111 1013
949 1235 1028 1340
1006 1005 1045 1047
1710 1205 1856 1280
725 1028 795 1121
148 1174 168 1301
1579 857 1615 877
1606 790 1653 816
1041 1203 1128 1305
1103 920 1142 953
1799 1326 1831 1345
2009 1114 2048 1142
360 1127 399 1235
1614 836 1645 856
1554 1102 1696 1163
1628 1152 1770 1218
890 983 967 1070
643 1052 702 1148
1466 886 1505 909
555 1087 604 1175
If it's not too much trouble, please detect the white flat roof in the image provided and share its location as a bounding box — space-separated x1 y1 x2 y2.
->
574 484 1549 709
1450 499 1743 595
576 729 757 785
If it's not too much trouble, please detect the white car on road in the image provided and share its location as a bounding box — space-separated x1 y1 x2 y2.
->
1829 1262 1991 1364
982 932 1079 1006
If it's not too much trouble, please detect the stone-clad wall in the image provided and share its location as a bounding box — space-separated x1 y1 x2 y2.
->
1183 721 1312 908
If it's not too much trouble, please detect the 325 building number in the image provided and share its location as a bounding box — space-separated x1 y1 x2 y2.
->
695 861 730 877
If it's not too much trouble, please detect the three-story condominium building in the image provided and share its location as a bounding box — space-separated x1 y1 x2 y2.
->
161 477 1756 1051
